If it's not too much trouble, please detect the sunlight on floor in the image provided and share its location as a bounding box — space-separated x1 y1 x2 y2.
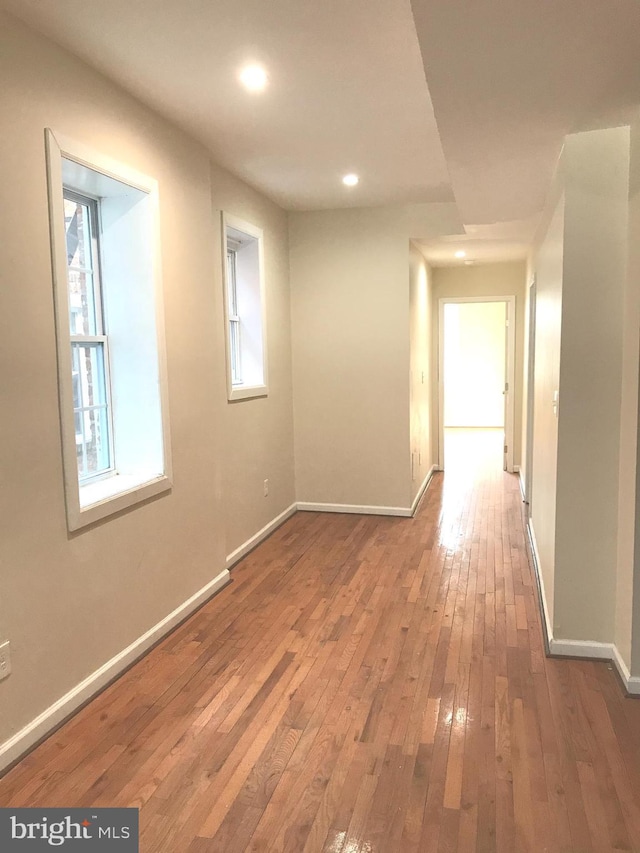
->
438 427 506 550
444 427 505 479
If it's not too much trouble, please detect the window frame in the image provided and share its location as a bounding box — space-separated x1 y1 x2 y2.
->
71 336 115 483
45 128 173 531
226 243 242 385
221 212 268 402
64 188 117 483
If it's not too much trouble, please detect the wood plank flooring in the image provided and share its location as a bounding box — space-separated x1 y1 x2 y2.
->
2 443 640 851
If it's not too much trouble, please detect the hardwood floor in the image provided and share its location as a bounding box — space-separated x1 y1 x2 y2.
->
2 443 640 851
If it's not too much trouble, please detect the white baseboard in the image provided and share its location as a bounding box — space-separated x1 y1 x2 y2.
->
296 469 438 520
611 645 640 695
549 639 640 696
296 502 412 517
527 520 553 645
226 503 297 569
513 465 521 473
518 470 526 500
0 568 230 773
410 465 437 516
528 522 640 697
549 639 613 659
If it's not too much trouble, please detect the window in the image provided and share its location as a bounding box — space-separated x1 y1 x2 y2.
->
64 191 114 481
226 243 242 385
46 130 172 531
221 213 268 401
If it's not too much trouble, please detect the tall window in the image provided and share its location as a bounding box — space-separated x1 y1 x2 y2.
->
46 129 172 531
221 213 268 401
226 243 242 385
64 191 114 481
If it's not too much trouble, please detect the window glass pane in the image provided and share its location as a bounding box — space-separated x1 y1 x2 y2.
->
227 249 242 384
72 341 111 478
224 220 265 396
227 250 238 315
64 197 98 335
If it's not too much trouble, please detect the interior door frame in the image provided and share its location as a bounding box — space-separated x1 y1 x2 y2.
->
438 295 517 473
524 276 537 512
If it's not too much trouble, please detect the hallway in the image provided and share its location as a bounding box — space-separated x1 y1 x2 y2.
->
1 466 640 851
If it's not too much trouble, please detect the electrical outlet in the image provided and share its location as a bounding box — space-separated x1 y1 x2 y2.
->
263 478 269 497
0 640 11 681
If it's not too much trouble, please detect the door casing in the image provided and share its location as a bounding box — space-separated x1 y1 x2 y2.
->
437 295 517 473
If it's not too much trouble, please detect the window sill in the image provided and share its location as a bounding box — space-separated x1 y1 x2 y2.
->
228 384 268 402
68 472 171 531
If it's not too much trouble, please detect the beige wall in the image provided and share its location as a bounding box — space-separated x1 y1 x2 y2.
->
409 244 434 500
431 262 527 466
528 126 631 652
0 12 294 749
210 164 295 558
289 203 461 510
553 127 628 644
623 120 640 674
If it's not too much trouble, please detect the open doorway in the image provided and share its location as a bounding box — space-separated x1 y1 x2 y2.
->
438 297 516 473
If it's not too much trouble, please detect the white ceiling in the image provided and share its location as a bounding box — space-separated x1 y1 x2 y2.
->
411 0 640 226
418 218 537 267
4 0 640 261
1 0 452 211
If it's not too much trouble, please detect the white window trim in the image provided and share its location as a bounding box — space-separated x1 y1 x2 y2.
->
221 212 268 402
45 128 173 531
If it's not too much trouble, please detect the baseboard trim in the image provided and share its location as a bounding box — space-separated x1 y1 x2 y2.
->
296 469 438 520
527 521 640 697
297 502 412 518
0 568 231 774
549 639 613 659
226 503 297 569
611 645 640 695
410 466 437 517
526 519 552 651
549 639 640 696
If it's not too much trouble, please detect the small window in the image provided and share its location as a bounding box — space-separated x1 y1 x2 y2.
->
221 213 268 401
45 129 172 531
226 244 242 385
64 191 115 482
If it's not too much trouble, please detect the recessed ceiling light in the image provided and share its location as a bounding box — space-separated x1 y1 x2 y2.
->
239 64 268 92
342 173 359 187
464 260 474 265
455 250 466 258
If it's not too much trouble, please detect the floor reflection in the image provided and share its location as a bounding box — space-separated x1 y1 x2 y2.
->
438 427 507 551
443 427 505 479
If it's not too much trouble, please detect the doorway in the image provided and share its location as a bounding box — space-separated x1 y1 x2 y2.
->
438 296 516 473
524 278 536 514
